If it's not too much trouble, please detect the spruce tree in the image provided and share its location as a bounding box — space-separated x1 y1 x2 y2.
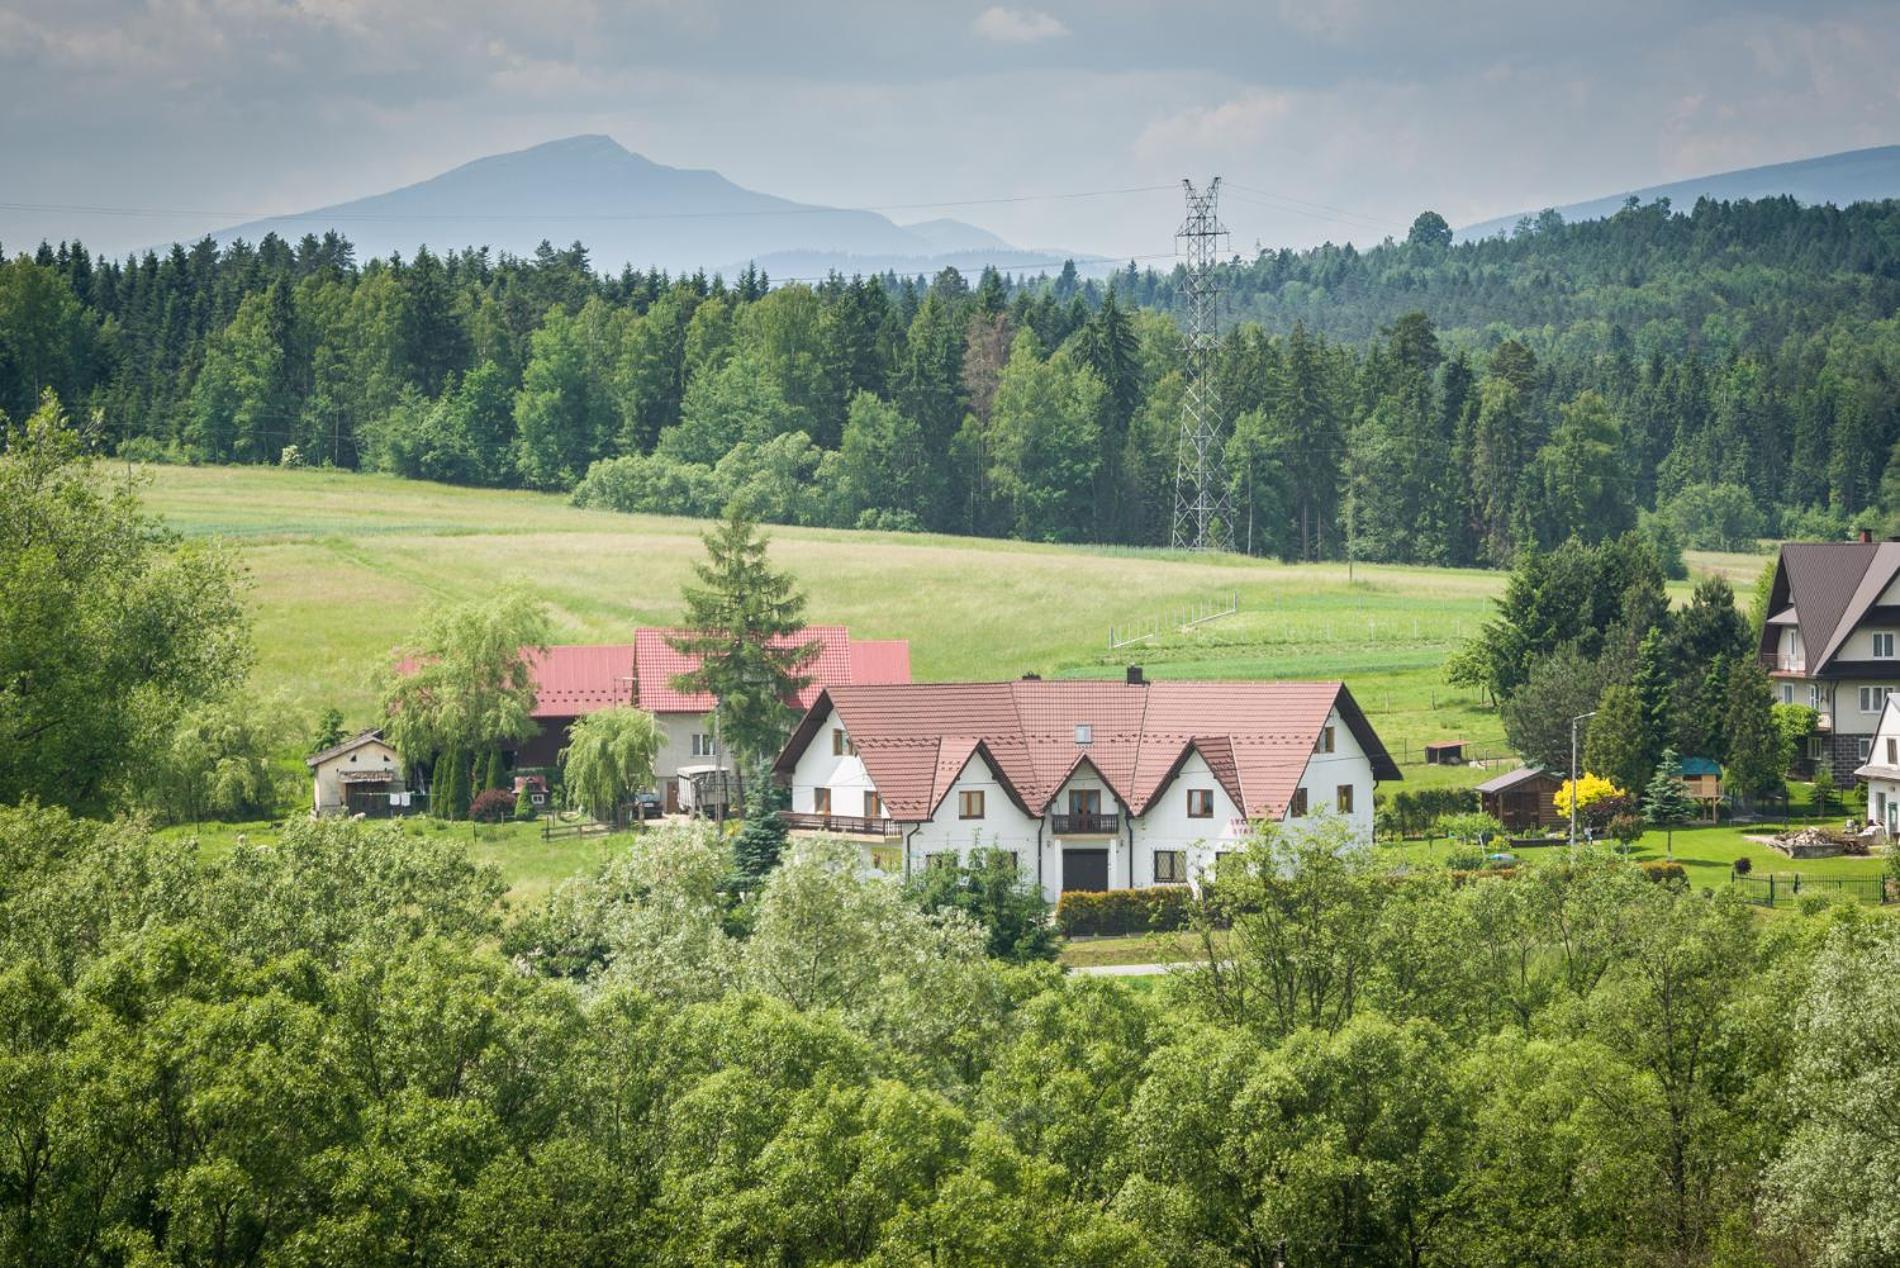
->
1723 656 1786 811
1643 747 1698 860
1632 626 1673 789
667 503 819 806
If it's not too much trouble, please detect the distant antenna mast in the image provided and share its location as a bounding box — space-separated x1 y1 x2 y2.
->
1171 178 1232 552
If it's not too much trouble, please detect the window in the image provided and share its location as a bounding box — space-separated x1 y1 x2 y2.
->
1289 788 1308 817
1069 789 1102 816
832 728 856 756
1337 784 1355 814
1862 687 1893 714
1877 633 1896 659
1781 684 1794 705
813 787 831 815
1860 738 1873 760
690 732 719 757
1153 850 1187 883
1074 724 1093 745
864 792 883 820
1186 788 1214 818
959 789 986 819
1888 737 1898 765
1316 726 1335 754
926 851 958 871
1811 684 1823 710
1808 736 1824 759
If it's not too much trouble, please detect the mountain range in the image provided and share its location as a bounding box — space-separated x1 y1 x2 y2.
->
209 135 1085 278
1458 144 1900 240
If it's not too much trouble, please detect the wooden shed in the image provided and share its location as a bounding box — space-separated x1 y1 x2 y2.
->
1424 740 1467 766
1475 766 1563 831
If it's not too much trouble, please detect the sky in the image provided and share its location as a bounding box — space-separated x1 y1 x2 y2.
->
2 0 1898 262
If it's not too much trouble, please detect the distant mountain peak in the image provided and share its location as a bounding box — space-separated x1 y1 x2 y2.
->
200 135 1084 276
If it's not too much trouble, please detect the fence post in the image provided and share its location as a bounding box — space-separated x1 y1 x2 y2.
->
1768 874 1775 906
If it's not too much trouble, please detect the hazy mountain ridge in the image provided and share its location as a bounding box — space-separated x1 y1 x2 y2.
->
1458 144 1900 241
208 134 1082 276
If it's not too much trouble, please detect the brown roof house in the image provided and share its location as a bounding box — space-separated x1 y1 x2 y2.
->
1475 766 1563 832
1759 535 1900 784
771 668 1400 902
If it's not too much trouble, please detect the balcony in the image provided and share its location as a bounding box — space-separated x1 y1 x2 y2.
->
781 811 897 836
1761 650 1807 675
1051 812 1120 835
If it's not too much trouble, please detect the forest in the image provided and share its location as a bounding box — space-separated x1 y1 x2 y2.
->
2 193 1898 565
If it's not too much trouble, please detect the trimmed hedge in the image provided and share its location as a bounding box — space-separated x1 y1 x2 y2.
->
1641 860 1688 885
1056 887 1192 937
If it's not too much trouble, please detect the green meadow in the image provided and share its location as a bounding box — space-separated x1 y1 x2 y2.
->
141 463 1766 796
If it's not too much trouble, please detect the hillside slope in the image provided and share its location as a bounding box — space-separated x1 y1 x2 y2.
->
1459 144 1900 240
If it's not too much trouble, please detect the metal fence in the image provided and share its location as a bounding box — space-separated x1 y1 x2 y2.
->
1730 872 1890 907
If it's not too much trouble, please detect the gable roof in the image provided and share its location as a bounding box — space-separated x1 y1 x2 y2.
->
525 644 637 719
630 625 910 714
1769 540 1891 674
1474 765 1557 794
307 728 390 768
775 679 1399 823
1678 756 1722 777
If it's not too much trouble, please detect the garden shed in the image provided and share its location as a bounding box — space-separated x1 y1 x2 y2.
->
1475 765 1563 831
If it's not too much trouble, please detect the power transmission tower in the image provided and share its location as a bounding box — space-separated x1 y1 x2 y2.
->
1171 178 1233 552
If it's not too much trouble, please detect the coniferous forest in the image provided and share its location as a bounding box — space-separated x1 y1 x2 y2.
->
3 193 1899 563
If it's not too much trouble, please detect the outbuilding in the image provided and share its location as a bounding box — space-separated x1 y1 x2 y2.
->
1475 765 1563 831
307 729 406 817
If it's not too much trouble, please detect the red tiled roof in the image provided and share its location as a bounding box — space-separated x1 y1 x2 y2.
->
776 679 1399 822
525 645 637 719
616 626 908 715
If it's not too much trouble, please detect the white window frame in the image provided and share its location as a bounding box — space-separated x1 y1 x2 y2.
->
1861 687 1892 714
1781 683 1794 704
1877 633 1896 659
691 732 719 757
1860 737 1873 760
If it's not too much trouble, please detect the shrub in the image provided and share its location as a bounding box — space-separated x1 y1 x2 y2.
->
1055 887 1192 937
1381 787 1480 837
469 788 515 824
1607 813 1646 846
514 786 536 821
1732 855 1752 876
1641 860 1687 885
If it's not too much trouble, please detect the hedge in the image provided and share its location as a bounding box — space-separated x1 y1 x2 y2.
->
1382 787 1480 837
1056 887 1193 937
1640 860 1688 885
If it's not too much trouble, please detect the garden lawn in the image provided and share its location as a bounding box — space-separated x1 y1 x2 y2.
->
1058 930 1231 969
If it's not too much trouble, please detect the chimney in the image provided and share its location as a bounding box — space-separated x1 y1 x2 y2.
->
1861 528 1875 543
1126 665 1146 686
1020 671 1041 681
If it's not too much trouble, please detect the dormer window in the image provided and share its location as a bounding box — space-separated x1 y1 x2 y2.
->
1074 724 1092 745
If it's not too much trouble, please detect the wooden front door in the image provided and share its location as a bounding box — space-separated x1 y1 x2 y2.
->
1063 848 1109 892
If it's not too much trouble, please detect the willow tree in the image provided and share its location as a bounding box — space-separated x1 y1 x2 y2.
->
561 706 664 823
380 589 550 805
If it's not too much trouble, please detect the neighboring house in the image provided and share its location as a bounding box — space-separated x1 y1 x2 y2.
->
307 729 406 816
1856 695 1900 836
1758 533 1900 784
771 668 1401 903
1475 766 1563 831
514 627 910 810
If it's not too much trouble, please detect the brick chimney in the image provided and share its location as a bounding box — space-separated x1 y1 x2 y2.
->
1861 528 1875 543
1126 665 1146 686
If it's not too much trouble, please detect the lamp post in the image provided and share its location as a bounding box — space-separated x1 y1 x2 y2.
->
1570 710 1597 848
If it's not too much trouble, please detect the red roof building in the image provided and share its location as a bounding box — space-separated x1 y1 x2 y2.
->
773 672 1398 899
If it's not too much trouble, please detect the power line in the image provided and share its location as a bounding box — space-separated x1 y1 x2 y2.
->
1172 178 1234 553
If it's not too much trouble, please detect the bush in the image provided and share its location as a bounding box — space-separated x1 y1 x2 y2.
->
469 788 515 824
1732 856 1752 875
1382 787 1480 837
1055 886 1192 937
1641 860 1687 885
514 786 536 821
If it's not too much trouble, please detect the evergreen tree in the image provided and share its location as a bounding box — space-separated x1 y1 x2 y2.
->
1723 657 1787 808
1631 626 1673 789
667 504 821 794
1584 684 1649 796
1642 747 1699 859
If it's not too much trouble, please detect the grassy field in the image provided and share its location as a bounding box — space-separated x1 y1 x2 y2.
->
139 463 1767 801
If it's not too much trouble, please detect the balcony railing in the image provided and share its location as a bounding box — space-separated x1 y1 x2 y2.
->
1761 650 1806 674
782 811 897 836
1051 812 1120 835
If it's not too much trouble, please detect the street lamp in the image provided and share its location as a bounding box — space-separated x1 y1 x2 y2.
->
1570 711 1597 848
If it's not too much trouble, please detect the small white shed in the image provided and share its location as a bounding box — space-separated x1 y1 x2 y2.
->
307 730 405 816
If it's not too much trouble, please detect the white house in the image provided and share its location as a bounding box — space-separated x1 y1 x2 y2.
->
307 729 406 816
1759 535 1900 784
771 669 1400 903
510 627 910 811
1856 694 1900 836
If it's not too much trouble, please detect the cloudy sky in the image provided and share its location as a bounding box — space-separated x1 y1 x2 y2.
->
2 0 1896 261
